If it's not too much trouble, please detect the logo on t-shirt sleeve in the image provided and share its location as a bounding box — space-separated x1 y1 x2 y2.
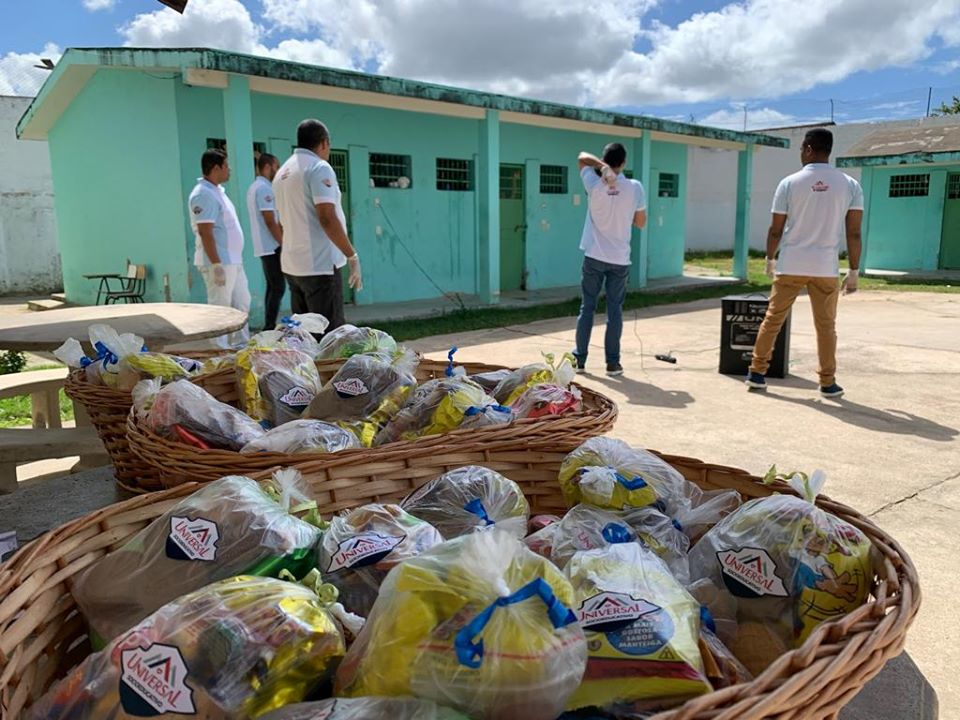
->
192 206 203 215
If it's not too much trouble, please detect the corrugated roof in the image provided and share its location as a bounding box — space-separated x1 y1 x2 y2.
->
838 122 960 165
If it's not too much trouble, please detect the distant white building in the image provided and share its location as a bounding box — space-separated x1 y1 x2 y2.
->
0 95 60 295
685 116 959 253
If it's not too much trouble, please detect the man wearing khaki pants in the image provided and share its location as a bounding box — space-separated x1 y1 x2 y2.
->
746 128 863 398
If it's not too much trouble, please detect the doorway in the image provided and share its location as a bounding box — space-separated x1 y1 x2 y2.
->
499 164 526 292
940 172 960 270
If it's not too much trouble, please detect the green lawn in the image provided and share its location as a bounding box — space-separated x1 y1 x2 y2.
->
0 366 75 429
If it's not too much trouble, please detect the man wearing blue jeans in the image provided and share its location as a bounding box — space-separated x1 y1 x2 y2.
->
572 143 647 376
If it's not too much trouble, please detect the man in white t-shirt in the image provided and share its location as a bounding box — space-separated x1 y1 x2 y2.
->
572 142 647 376
747 128 863 398
246 153 284 330
272 119 361 331
188 148 250 349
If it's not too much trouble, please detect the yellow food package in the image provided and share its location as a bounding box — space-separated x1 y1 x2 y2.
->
236 346 323 428
565 542 712 711
492 352 576 407
125 352 204 382
334 530 587 720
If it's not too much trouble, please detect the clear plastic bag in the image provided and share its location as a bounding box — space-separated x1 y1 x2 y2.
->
558 437 698 515
240 419 361 454
511 383 582 419
304 350 419 446
698 626 753 690
467 369 512 394
565 542 711 711
28 575 346 720
618 505 692 584
525 504 637 570
492 352 576 406
132 378 264 450
334 530 587 720
674 489 742 544
124 352 204 383
400 466 530 540
688 469 874 668
71 470 322 645
236 346 323 427
54 324 146 390
374 377 512 446
319 503 444 617
276 313 331 357
260 697 469 720
316 324 398 360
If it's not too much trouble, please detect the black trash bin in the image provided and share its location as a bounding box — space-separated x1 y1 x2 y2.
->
719 293 790 378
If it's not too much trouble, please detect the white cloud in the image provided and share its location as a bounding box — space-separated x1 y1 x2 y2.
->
120 0 264 53
267 39 354 71
700 106 797 131
83 0 116 11
0 44 62 97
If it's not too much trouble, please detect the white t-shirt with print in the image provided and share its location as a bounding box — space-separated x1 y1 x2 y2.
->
272 149 347 277
772 163 864 277
579 167 647 267
246 176 280 257
188 178 245 267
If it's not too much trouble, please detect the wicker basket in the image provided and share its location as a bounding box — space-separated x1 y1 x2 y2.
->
125 357 618 489
0 446 919 720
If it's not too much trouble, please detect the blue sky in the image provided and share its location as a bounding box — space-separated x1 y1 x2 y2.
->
3 0 960 130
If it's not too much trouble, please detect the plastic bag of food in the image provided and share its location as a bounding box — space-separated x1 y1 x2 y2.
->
619 505 692 584
241 419 361 454
304 350 419 446
28 575 346 720
565 542 711 711
202 352 238 374
688 469 874 671
511 383 582 420
558 437 698 515
316 324 398 360
260 697 469 720
525 504 635 570
400 466 530 540
277 313 330 356
236 346 323 427
374 377 512 446
54 325 146 390
493 352 576 406
320 503 444 617
124 352 205 382
335 530 587 720
133 378 264 450
468 369 512 394
71 469 323 645
673 489 742 544
698 625 752 690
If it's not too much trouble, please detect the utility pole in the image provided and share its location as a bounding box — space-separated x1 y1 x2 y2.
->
743 105 748 132
926 87 933 117
830 99 834 123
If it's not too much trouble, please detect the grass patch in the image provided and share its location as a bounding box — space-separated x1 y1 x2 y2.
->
0 365 74 429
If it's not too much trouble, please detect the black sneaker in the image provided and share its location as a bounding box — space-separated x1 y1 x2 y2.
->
572 352 587 374
745 371 767 390
820 383 844 399
606 363 624 377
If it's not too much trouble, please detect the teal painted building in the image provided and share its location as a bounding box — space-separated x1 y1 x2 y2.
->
17 48 786 325
838 123 960 272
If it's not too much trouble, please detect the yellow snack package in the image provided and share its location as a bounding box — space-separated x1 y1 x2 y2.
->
124 352 204 383
565 542 712 712
334 530 587 720
492 352 576 407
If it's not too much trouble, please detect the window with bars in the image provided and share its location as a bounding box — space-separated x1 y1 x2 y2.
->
500 165 523 200
539 165 567 194
658 173 679 198
623 170 635 179
436 158 473 191
329 150 348 190
370 153 412 188
205 139 266 156
889 174 929 198
948 174 960 200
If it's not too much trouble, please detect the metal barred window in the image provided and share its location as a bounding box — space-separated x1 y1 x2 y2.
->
370 153 412 188
436 158 473 191
500 165 523 200
540 165 568 194
204 138 265 156
658 173 680 198
889 174 929 198
948 174 960 200
329 150 348 189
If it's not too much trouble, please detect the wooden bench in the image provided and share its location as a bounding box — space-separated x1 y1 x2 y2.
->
0 367 69 430
0 427 106 493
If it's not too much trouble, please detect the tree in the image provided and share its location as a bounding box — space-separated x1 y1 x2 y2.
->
932 95 960 116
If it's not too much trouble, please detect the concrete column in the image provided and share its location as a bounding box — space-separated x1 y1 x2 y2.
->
523 158 540 290
348 145 374 305
632 133 652 289
858 166 874 271
478 110 501 304
734 144 754 281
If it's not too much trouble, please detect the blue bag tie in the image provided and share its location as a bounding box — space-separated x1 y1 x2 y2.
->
700 605 717 634
464 498 495 526
279 315 301 329
671 518 684 532
79 357 93 368
601 522 633 544
464 404 512 417
615 471 648 490
446 346 459 377
454 578 577 669
93 341 119 368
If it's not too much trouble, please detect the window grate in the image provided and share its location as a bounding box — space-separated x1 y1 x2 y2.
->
623 170 635 179
500 166 523 200
539 165 567 194
948 174 960 200
436 158 473 191
658 173 679 198
329 150 348 190
205 138 265 156
889 174 929 198
370 153 412 188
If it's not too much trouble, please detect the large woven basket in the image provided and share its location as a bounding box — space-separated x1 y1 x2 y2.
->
125 357 618 489
0 446 920 720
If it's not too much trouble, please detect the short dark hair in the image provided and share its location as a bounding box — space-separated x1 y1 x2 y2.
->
201 148 227 176
297 119 330 151
602 142 627 169
257 152 278 172
803 128 834 156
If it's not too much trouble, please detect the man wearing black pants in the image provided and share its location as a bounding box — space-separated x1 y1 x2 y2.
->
246 153 285 329
272 119 362 331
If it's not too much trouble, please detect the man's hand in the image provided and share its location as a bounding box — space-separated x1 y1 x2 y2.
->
601 165 618 187
347 254 363 291
211 263 227 287
765 257 776 278
841 268 859 295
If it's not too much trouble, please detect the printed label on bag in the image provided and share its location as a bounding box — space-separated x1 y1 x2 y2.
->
333 378 369 397
165 517 219 562
326 532 404 571
577 592 660 633
279 386 315 407
718 547 789 598
119 643 196 716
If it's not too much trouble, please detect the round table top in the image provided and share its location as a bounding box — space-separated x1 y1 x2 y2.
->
0 303 247 352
